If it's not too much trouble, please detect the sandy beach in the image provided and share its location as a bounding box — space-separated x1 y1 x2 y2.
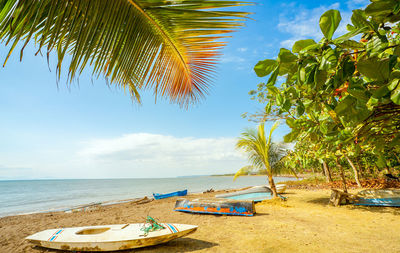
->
1 188 400 253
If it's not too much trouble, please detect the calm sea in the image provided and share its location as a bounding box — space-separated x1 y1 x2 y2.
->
0 176 295 217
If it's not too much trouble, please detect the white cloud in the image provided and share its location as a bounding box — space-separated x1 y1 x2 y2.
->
0 133 249 179
278 3 351 48
76 133 247 178
237 47 248 52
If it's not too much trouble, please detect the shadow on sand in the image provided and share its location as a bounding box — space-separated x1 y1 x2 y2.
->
32 238 218 253
306 196 400 216
135 238 218 252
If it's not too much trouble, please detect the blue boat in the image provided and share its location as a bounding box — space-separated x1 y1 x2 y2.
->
153 189 187 200
354 189 400 207
174 198 255 216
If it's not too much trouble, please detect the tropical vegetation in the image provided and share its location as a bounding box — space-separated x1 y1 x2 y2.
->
248 0 400 192
0 0 251 106
235 121 286 197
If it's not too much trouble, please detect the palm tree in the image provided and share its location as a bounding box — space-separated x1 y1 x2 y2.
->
0 0 251 106
235 121 285 197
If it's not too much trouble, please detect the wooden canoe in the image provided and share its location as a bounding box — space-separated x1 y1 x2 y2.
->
153 189 187 200
25 223 197 251
174 198 255 216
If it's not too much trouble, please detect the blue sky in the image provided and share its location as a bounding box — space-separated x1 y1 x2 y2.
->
0 0 369 179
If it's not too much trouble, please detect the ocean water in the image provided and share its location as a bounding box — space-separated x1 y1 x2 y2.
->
0 176 295 217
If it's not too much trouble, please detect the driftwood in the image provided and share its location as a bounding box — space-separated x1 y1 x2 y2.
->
131 196 153 205
329 189 359 206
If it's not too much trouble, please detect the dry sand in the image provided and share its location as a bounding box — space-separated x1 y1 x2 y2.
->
1 189 400 253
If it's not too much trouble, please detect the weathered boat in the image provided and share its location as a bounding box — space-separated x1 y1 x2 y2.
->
174 198 255 216
354 189 400 207
275 184 287 194
215 184 286 202
153 189 187 200
215 186 272 202
25 222 197 251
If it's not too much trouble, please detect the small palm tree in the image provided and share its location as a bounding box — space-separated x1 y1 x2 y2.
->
235 121 285 197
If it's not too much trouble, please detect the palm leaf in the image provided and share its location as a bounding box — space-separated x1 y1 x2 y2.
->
0 0 252 105
233 165 254 181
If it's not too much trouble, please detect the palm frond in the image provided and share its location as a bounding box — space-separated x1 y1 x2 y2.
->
233 165 254 181
236 121 282 175
0 0 252 105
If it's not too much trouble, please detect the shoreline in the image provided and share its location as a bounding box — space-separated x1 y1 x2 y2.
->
0 176 297 219
0 186 248 219
1 188 400 252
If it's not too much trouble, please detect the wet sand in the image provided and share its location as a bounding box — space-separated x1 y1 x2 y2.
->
1 189 400 252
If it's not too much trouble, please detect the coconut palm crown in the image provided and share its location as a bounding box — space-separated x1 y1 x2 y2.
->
235 121 284 197
0 0 252 105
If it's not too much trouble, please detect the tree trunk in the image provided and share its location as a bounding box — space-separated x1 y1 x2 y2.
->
322 160 333 183
267 172 278 198
336 157 348 193
355 158 364 179
345 154 362 188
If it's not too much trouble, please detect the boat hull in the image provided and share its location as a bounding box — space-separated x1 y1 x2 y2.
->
26 223 197 251
153 190 187 200
354 189 400 207
174 198 255 216
215 184 286 202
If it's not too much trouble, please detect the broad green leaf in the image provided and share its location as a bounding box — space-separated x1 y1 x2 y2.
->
335 96 355 116
319 9 341 40
357 57 390 81
299 43 322 54
351 9 374 31
372 85 390 99
296 101 305 116
348 82 369 101
336 40 365 49
388 78 400 91
365 1 396 18
276 93 284 106
314 69 327 89
278 48 297 63
284 130 299 143
366 36 389 56
319 48 338 70
342 58 356 78
333 27 367 44
292 39 316 53
267 86 280 96
265 103 272 114
286 117 296 128
254 59 278 77
267 65 280 86
282 99 292 112
390 85 400 104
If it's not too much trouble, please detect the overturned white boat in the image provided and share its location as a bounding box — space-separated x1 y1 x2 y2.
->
215 184 286 202
26 223 197 251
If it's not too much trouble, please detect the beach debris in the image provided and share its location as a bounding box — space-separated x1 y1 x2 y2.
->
174 198 256 216
64 202 102 213
203 188 214 193
131 197 153 205
140 216 165 237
